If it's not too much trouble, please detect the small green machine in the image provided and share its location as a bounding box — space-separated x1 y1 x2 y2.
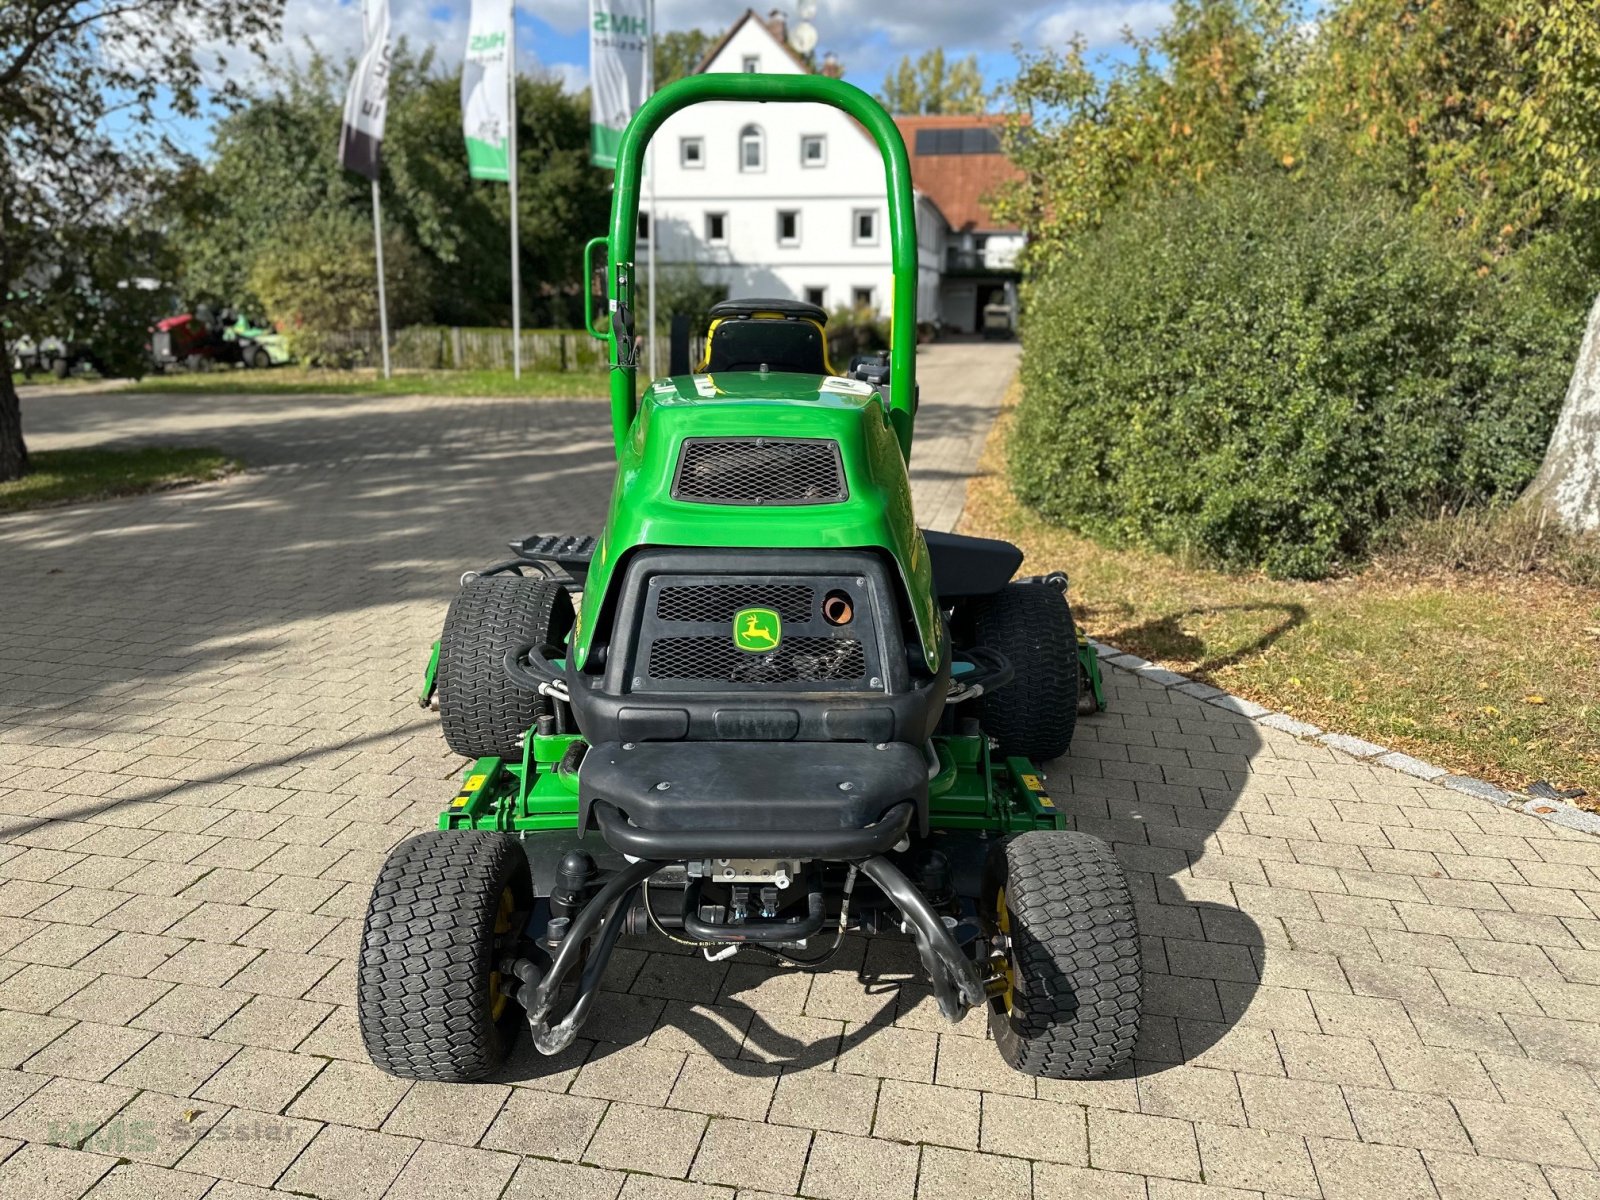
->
358 74 1140 1085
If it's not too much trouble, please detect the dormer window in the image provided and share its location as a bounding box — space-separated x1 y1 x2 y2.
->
740 124 765 172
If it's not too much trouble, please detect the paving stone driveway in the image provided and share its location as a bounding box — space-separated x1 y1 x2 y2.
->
3 344 1600 1200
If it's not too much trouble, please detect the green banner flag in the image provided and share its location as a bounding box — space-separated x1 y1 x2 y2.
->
590 0 651 168
463 0 511 182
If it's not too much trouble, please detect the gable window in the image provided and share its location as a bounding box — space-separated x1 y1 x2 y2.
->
805 286 826 308
801 135 826 167
705 212 727 244
742 55 760 73
777 210 800 247
852 208 878 245
680 137 704 168
740 124 764 171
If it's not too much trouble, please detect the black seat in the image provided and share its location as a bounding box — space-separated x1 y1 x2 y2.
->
708 298 828 324
922 529 1023 600
704 299 830 375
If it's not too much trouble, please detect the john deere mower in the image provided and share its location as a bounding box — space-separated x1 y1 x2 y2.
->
357 74 1138 1084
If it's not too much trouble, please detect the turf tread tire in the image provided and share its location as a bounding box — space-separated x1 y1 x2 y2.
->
438 575 572 760
984 830 1141 1079
357 829 530 1082
972 583 1079 761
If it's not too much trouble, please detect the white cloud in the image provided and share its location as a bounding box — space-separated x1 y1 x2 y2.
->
518 0 1166 63
188 0 1167 98
544 60 591 91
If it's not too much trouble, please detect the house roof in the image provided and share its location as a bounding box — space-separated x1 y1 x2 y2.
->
894 114 1023 234
694 8 813 76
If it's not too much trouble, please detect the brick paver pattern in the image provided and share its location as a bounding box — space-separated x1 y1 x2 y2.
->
3 343 1599 1200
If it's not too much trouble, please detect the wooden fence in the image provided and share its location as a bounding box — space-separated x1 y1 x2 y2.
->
321 321 885 374
320 327 609 372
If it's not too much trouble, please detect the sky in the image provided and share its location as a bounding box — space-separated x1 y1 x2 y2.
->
172 0 1169 155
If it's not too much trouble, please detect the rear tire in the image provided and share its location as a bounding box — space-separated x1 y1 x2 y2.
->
438 575 573 760
358 830 532 1082
981 830 1141 1079
251 347 271 369
972 583 1079 760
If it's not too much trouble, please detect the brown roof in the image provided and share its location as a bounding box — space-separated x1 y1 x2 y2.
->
894 114 1023 234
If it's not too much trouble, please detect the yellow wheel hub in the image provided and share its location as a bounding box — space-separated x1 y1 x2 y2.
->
488 886 515 1021
993 885 1015 1014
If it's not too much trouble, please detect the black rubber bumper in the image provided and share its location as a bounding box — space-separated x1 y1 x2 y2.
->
592 799 915 860
579 738 929 859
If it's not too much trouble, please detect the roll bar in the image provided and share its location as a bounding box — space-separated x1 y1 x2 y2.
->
604 73 918 461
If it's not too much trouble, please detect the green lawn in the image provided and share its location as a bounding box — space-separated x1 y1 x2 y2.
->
124 367 606 398
960 394 1600 802
0 447 239 513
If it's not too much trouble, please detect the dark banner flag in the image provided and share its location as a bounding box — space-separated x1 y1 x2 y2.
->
338 0 392 181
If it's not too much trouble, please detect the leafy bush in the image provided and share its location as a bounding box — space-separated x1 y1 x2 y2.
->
1011 166 1587 578
249 214 431 365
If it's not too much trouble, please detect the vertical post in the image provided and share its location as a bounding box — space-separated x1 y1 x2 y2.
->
370 178 391 379
508 0 522 380
645 0 658 381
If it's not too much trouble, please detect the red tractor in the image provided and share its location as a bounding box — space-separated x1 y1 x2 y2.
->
149 310 243 371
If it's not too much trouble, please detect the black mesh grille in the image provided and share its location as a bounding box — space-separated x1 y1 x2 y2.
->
647 636 865 684
656 583 813 624
673 438 845 505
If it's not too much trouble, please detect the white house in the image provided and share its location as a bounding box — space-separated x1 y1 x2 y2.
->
644 9 946 323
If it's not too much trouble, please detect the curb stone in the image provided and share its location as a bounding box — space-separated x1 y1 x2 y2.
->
1083 637 1599 837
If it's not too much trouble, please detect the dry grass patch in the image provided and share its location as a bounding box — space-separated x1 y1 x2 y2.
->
960 392 1600 801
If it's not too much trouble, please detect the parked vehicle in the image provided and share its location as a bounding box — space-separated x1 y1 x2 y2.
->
11 335 104 379
150 309 243 371
229 314 290 368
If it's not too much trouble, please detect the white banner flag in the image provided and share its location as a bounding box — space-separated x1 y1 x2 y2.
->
589 0 651 168
338 0 392 181
462 0 513 181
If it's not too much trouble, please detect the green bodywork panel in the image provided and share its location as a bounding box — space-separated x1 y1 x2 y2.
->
569 73 939 671
569 372 945 670
418 640 440 709
438 732 1065 836
1078 632 1107 712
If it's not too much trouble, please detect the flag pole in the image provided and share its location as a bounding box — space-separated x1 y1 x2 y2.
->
371 179 392 379
646 0 658 381
508 0 522 380
362 0 391 382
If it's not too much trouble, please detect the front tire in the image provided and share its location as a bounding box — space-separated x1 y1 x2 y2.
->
981 830 1141 1079
971 583 1080 760
358 830 532 1082
438 575 573 760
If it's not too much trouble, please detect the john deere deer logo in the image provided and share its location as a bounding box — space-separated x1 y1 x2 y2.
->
733 607 781 652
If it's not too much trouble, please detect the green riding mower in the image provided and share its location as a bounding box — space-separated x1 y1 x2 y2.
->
356 74 1136 1085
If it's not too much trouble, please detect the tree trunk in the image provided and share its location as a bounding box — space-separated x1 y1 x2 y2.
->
1526 290 1600 533
0 370 27 482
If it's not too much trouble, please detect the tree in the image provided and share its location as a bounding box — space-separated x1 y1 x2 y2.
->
655 29 718 87
1526 294 1600 532
877 49 987 114
994 0 1303 262
0 0 282 481
167 50 610 330
250 211 430 363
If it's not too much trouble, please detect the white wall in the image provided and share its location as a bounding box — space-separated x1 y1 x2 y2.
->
642 18 938 322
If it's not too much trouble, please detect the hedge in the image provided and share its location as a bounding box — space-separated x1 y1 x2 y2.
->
1011 167 1589 579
